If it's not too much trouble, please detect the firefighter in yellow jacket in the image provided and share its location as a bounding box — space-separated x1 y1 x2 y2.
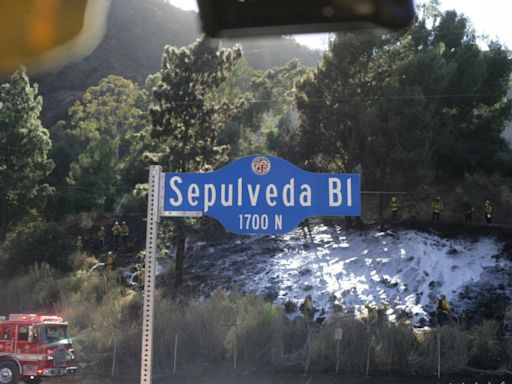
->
431 197 443 222
390 196 399 221
484 200 493 224
98 225 106 248
106 251 114 276
300 295 315 322
121 221 129 247
364 304 377 324
436 293 450 326
112 221 121 246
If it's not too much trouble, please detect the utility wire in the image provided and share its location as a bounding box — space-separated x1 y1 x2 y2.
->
168 92 508 105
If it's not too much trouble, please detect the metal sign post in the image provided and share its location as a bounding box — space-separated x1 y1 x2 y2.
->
140 166 162 384
437 325 441 379
335 328 343 374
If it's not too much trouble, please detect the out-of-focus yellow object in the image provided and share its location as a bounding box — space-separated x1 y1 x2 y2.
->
0 0 107 74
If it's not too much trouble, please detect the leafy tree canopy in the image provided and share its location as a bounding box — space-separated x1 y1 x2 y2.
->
66 75 150 212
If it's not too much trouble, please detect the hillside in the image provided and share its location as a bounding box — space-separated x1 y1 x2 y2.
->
31 0 321 126
153 222 511 327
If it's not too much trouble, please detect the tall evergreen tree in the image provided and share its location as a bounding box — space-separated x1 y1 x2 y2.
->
420 11 512 177
0 67 54 240
295 33 433 185
148 38 242 288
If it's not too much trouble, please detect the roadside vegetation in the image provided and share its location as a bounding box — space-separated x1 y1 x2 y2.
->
1 263 512 377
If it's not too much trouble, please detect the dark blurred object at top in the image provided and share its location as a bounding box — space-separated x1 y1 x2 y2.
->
197 0 415 37
0 0 108 74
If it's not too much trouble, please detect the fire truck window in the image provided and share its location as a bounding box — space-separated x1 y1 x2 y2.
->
18 326 29 341
3 327 10 340
44 325 68 342
28 326 37 342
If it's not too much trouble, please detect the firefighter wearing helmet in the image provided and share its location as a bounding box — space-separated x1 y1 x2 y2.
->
436 293 450 326
390 196 399 221
300 295 315 322
431 196 443 222
121 221 130 247
106 251 114 275
112 221 121 246
98 225 106 248
484 200 493 224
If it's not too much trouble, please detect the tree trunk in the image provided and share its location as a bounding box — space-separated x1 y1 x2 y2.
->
175 236 186 288
378 193 385 222
377 161 389 230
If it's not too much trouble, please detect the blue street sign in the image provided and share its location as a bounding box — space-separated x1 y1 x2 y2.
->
162 155 360 234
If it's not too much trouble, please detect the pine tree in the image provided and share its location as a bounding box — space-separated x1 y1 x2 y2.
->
148 38 242 288
0 67 54 240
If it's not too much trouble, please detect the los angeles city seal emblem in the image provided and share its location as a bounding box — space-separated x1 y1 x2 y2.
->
251 156 271 176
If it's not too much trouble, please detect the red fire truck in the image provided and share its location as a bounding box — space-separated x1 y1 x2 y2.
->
0 314 77 384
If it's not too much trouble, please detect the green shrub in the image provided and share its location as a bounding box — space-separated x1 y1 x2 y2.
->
224 296 283 368
61 280 142 372
179 289 236 365
0 220 73 275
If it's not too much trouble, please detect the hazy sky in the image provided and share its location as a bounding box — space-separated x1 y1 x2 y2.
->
167 0 512 50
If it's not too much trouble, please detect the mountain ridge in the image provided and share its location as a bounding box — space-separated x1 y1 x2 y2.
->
30 0 322 126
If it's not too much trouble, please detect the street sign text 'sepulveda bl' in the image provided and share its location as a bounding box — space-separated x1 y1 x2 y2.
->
161 155 360 234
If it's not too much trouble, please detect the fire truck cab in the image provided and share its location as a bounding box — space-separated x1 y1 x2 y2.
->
0 314 77 384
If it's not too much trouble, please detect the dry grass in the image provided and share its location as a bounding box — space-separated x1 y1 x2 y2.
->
0 263 60 314
468 320 505 369
410 325 469 374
